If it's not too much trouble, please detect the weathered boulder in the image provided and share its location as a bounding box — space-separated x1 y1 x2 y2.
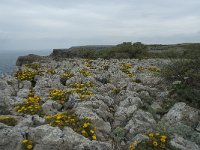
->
170 135 200 150
42 100 62 115
17 89 30 98
29 125 112 150
0 126 22 150
162 102 200 128
125 109 156 141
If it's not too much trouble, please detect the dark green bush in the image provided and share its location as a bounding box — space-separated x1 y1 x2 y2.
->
79 49 97 59
182 49 200 59
148 50 181 59
161 59 200 108
76 42 148 59
161 59 200 87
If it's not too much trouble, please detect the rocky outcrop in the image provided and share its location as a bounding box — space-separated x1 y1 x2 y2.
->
16 54 47 66
0 58 199 150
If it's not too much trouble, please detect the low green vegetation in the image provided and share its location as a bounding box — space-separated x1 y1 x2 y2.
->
161 58 200 108
71 42 148 59
0 116 17 126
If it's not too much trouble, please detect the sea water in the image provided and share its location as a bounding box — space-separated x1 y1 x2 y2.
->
0 50 51 75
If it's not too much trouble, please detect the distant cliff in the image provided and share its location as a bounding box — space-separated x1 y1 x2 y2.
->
16 43 200 66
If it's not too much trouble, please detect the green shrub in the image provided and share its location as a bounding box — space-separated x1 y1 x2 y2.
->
112 88 121 94
94 42 148 59
149 50 181 59
79 49 97 59
161 59 200 108
182 49 200 59
161 59 200 88
171 83 200 108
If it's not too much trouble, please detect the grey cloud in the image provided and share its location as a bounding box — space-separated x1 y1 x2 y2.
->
0 0 200 51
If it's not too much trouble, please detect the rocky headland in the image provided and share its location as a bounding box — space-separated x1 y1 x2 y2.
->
0 49 199 150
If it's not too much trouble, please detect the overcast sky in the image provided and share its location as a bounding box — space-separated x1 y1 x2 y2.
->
0 0 200 51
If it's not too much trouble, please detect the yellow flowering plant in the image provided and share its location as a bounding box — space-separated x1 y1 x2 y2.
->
137 67 145 71
45 111 97 140
15 69 40 81
43 69 56 75
130 132 169 150
60 71 74 85
120 63 135 77
148 66 161 73
15 91 43 116
66 82 94 100
79 69 93 77
21 139 34 150
112 88 121 94
0 116 17 126
84 59 93 68
48 88 69 104
24 63 40 70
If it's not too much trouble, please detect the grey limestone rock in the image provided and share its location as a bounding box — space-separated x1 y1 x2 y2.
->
0 126 22 150
125 109 156 140
162 102 200 128
42 100 62 115
170 135 200 150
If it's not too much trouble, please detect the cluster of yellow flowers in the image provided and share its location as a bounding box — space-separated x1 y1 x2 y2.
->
67 82 94 88
42 69 56 75
84 59 93 68
79 69 93 77
112 88 121 94
21 139 34 150
137 67 145 71
147 133 167 149
129 132 168 150
60 71 75 86
62 71 74 80
0 116 17 126
15 69 39 81
48 89 68 104
129 141 138 150
45 112 97 140
66 82 94 100
24 63 40 70
148 66 161 73
24 63 57 75
120 63 135 77
15 95 43 115
49 89 65 100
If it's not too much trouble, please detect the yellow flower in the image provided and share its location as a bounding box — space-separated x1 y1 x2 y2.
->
57 115 62 120
81 130 86 135
84 117 89 120
153 141 158 147
90 130 94 134
92 135 96 140
148 133 154 137
70 119 75 122
83 122 90 128
15 106 20 109
155 133 160 136
161 135 167 139
160 138 166 143
17 109 22 113
22 140 28 143
129 144 135 150
27 144 33 149
55 120 60 123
